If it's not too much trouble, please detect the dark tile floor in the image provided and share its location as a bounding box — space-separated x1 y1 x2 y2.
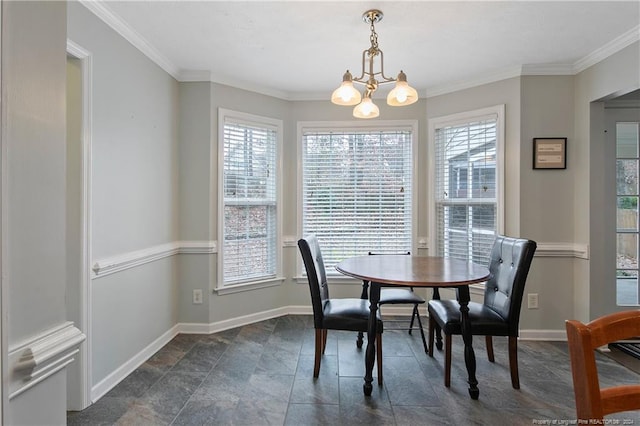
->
67 315 640 425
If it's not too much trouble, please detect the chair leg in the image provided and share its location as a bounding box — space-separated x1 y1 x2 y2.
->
414 307 428 353
427 315 435 357
376 333 383 385
508 336 520 389
444 334 452 387
408 305 417 334
486 335 495 362
314 329 323 378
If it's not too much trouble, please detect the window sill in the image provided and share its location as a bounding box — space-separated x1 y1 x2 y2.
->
214 277 285 295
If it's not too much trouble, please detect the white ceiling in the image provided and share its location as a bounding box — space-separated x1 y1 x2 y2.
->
84 1 640 100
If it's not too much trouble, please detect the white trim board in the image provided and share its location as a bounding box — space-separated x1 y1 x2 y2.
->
90 324 179 402
89 305 571 404
536 242 589 259
92 240 217 278
8 322 86 400
92 240 589 280
67 38 94 411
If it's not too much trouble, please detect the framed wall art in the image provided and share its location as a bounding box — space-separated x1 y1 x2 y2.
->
533 138 567 169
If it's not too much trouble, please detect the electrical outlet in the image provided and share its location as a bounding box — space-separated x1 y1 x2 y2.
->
527 293 539 309
193 289 203 304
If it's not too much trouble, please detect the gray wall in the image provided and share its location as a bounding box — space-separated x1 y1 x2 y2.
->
520 75 576 330
3 1 69 424
177 82 212 324
67 1 180 388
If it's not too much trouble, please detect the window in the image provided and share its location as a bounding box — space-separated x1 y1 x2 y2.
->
299 121 417 272
429 106 504 266
218 109 282 288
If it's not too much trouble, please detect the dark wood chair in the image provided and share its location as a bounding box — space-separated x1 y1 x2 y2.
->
361 251 428 353
427 235 537 388
565 310 640 422
298 235 383 384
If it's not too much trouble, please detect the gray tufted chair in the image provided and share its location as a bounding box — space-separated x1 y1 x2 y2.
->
427 235 537 388
298 234 383 383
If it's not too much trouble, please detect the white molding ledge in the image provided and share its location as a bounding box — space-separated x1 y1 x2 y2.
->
536 242 589 259
92 240 217 278
9 322 86 400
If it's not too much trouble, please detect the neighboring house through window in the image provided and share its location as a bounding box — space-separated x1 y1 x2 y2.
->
218 109 282 290
299 120 417 273
429 105 504 265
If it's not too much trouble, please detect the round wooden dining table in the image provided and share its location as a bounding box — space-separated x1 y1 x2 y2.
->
336 255 490 399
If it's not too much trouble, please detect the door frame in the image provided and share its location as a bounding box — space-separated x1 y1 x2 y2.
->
66 39 93 411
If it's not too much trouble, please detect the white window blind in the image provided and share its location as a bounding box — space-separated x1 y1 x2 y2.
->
434 116 498 265
301 127 413 271
221 113 278 285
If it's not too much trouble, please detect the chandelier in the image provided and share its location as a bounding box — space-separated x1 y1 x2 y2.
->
331 9 418 119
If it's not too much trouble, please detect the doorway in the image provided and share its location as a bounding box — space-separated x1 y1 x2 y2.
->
607 89 640 307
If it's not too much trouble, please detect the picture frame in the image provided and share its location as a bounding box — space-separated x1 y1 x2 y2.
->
533 138 567 169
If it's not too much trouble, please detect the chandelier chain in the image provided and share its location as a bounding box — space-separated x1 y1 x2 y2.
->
369 19 379 53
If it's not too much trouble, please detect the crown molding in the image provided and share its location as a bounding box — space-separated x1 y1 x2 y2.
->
178 69 293 100
79 0 179 79
82 2 639 101
521 64 575 76
573 25 640 74
426 66 523 98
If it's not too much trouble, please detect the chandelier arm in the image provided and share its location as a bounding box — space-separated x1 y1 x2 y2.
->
376 50 397 83
351 49 371 83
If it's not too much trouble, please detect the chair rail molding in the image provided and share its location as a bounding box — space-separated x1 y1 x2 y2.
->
536 242 589 259
92 240 217 278
9 322 86 400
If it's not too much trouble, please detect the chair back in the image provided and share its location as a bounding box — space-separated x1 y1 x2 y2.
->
483 235 537 335
298 235 329 329
565 310 640 421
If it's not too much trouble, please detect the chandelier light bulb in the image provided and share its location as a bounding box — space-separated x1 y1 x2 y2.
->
387 71 418 106
331 71 362 106
353 96 379 119
396 89 408 103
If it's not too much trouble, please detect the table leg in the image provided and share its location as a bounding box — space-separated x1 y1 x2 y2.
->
432 288 443 350
363 282 380 396
457 285 479 399
357 280 370 348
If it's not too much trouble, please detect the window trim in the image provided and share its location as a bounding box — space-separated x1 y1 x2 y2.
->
427 105 505 258
296 119 419 277
217 108 284 290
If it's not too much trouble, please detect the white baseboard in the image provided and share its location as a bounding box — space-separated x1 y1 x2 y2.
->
179 306 299 334
90 324 179 402
90 307 567 404
519 329 567 341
